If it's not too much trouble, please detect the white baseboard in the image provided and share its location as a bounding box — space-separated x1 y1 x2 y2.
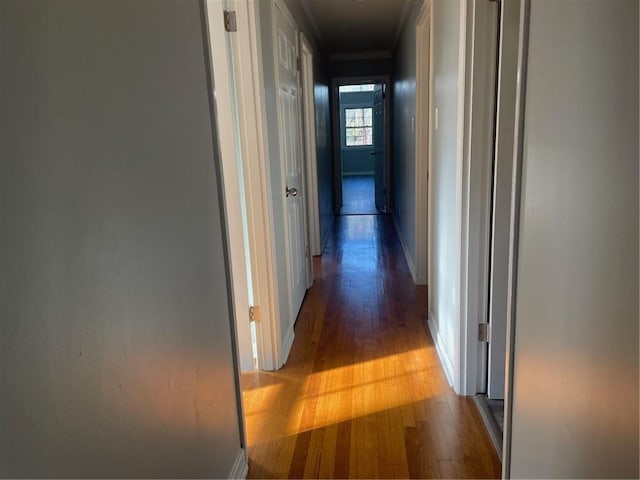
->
342 171 374 176
280 325 295 367
392 214 418 283
229 448 248 479
427 313 455 389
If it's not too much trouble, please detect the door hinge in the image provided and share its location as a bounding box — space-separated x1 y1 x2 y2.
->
224 10 237 32
479 322 491 343
249 305 261 323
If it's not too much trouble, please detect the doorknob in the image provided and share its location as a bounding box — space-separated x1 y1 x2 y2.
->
286 186 298 197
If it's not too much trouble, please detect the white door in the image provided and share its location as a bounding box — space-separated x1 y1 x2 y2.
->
373 84 385 211
274 2 307 326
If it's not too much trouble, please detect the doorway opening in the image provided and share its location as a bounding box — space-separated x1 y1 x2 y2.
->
337 83 383 215
332 77 390 217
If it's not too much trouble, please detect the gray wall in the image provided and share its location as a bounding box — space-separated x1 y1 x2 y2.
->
0 1 243 477
340 91 375 175
391 3 420 280
509 0 639 477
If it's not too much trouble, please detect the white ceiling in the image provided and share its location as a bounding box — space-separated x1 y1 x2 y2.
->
296 0 415 58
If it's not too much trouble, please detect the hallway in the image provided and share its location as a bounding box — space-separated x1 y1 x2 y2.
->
242 215 501 478
340 175 379 215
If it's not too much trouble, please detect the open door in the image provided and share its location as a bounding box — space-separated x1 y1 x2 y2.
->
373 83 385 212
274 1 307 330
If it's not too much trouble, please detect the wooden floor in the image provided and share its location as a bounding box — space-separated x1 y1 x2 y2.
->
340 175 380 215
242 215 501 479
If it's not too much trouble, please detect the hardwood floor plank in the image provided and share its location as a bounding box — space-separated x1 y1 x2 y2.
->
243 216 501 479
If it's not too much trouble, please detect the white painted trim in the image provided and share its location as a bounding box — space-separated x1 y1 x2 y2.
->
392 214 417 282
228 448 249 479
414 0 431 286
203 0 254 371
453 0 468 395
459 0 500 398
300 33 321 257
426 0 435 316
428 314 455 388
296 32 314 289
227 0 283 371
503 0 531 476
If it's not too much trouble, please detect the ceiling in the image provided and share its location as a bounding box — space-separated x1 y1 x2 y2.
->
296 0 415 58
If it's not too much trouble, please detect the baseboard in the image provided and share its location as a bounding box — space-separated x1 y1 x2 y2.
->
472 395 503 460
427 313 455 389
392 214 418 283
342 171 374 176
280 325 295 367
229 448 248 479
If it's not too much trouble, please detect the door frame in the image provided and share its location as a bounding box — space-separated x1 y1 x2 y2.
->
205 0 286 371
485 0 521 401
416 0 432 287
206 0 318 371
331 75 391 214
299 33 321 259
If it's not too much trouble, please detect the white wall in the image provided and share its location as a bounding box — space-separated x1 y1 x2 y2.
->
508 0 639 477
391 1 421 281
427 0 464 388
0 1 244 477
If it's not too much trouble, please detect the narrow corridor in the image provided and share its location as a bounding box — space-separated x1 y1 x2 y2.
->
340 175 379 215
242 215 501 478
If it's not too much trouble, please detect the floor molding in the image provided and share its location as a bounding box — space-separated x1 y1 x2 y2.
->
472 395 503 459
427 314 455 388
229 448 248 479
392 213 418 283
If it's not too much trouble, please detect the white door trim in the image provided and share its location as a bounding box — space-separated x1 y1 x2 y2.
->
502 0 531 475
415 0 432 286
299 33 321 257
203 0 254 372
458 0 499 396
486 0 521 401
207 0 284 371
